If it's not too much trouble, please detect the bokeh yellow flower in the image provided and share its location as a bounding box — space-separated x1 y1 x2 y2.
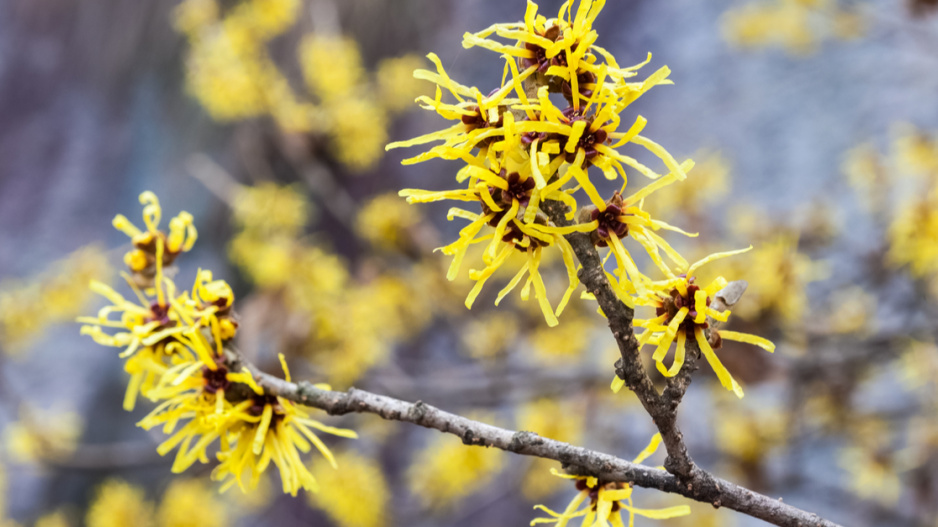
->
308 451 390 527
299 35 365 103
4 406 82 464
518 399 585 500
408 422 505 510
0 244 111 353
377 55 430 113
231 182 311 236
157 479 228 527
355 192 421 251
86 480 154 527
34 511 69 527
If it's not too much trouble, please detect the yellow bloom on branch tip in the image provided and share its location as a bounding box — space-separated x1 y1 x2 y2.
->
531 434 690 526
627 250 775 399
112 191 197 278
390 0 691 328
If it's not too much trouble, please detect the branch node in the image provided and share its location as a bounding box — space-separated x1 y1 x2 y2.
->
409 400 429 423
508 430 542 453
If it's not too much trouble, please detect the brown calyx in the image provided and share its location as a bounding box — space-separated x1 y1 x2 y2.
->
501 215 551 253
655 276 715 340
574 478 628 512
202 363 231 394
589 192 629 247
522 24 563 73
561 107 609 165
480 170 536 226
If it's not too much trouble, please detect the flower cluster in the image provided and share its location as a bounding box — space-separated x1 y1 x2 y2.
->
173 0 425 171
0 245 111 354
392 0 776 398
227 182 434 387
391 0 694 326
532 434 690 526
721 0 865 55
843 124 938 296
79 192 355 495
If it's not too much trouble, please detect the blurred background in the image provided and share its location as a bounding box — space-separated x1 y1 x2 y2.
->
1 0 938 525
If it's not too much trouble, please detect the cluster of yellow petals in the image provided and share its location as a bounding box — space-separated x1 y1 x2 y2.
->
532 434 690 526
80 192 356 496
307 451 390 527
843 124 938 293
721 0 865 55
392 0 776 410
227 183 433 387
0 244 111 353
4 406 83 463
86 480 154 527
391 0 699 326
82 477 228 527
617 251 776 398
173 0 425 171
407 416 505 510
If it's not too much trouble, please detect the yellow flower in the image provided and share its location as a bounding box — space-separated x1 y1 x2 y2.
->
0 244 111 353
825 286 874 335
111 191 197 276
529 313 595 364
888 191 938 278
463 0 654 107
227 0 300 40
713 404 786 465
899 340 938 390
408 421 505 510
79 268 236 410
722 1 816 54
182 20 275 121
518 400 585 500
328 97 389 172
34 511 69 527
231 182 311 236
892 123 938 177
461 310 520 361
399 166 588 326
139 345 357 496
157 479 228 527
647 150 730 219
721 0 865 55
709 233 828 326
616 250 776 398
355 192 421 251
532 434 691 526
839 446 902 506
212 392 358 496
377 55 431 113
308 451 390 527
136 331 256 473
842 141 888 212
86 480 154 527
172 0 219 36
390 1 693 325
582 186 697 301
5 406 82 463
299 35 365 103
228 232 297 288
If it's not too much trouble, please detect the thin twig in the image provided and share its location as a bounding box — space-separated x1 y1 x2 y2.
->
226 349 842 527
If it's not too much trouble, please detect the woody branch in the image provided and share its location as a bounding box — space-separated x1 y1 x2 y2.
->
227 347 841 527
